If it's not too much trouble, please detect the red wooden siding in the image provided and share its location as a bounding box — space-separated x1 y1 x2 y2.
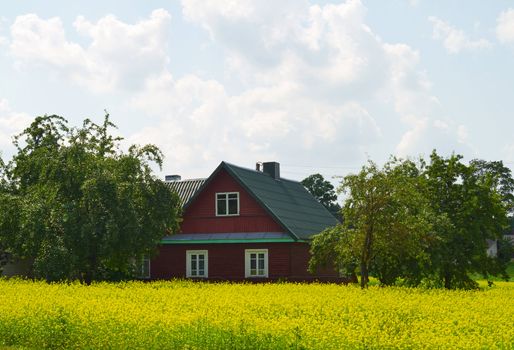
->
151 242 340 281
180 168 284 234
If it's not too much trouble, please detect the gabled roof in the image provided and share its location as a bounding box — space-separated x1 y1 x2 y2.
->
166 178 206 206
183 162 338 240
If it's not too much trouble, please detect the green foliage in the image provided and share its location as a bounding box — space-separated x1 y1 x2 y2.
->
469 159 514 214
301 173 341 220
423 151 510 289
310 151 513 290
310 158 439 288
0 114 181 283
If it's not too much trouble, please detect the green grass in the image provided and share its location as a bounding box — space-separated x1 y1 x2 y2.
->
467 261 514 282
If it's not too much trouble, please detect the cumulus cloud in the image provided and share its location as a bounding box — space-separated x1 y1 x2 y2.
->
122 0 469 175
9 10 171 92
429 16 492 54
0 98 32 151
4 2 470 177
124 0 403 174
496 9 514 44
503 142 514 163
129 71 381 176
0 18 8 46
182 0 388 100
396 118 474 157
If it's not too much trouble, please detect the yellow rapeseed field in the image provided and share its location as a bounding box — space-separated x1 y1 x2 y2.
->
0 279 512 349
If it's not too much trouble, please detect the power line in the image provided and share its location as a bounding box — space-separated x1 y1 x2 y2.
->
281 164 362 170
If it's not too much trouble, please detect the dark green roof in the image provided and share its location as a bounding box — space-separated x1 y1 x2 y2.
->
184 162 338 240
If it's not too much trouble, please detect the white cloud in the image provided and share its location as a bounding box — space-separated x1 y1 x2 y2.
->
429 16 492 54
183 0 388 99
503 142 514 163
496 9 514 44
0 17 7 46
383 43 440 122
0 98 32 150
4 2 470 177
123 0 403 174
396 118 473 157
9 10 171 92
123 0 465 176
129 71 382 176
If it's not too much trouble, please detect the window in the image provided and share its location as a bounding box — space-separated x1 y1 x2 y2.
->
186 250 208 278
245 249 268 278
216 192 239 216
139 256 150 279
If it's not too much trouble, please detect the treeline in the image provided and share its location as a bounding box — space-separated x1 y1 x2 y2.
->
0 115 181 283
307 154 514 289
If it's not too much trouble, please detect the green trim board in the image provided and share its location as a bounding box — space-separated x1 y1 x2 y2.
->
161 238 303 244
160 232 305 244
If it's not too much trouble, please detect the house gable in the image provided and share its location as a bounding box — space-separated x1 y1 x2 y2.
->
180 168 286 234
223 163 339 239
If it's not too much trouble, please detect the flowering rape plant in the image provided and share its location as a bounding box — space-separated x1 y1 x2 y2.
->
0 279 512 349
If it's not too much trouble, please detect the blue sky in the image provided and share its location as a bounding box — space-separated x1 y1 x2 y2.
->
1 0 513 182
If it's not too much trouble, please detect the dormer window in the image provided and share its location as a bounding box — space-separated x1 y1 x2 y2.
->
216 192 239 216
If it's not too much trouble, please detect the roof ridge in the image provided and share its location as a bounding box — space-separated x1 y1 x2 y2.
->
166 177 207 182
223 161 300 184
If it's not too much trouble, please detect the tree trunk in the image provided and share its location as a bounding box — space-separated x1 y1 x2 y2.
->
349 271 358 284
84 272 92 286
360 224 373 289
444 270 452 289
360 261 369 288
84 253 97 286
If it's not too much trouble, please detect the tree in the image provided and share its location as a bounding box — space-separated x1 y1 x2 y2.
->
309 158 438 288
301 174 341 220
309 152 513 290
0 155 10 274
0 114 181 283
423 151 511 289
469 159 514 214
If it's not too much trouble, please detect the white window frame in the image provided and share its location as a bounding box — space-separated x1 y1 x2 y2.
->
215 192 240 216
186 250 208 278
245 249 268 278
139 255 151 279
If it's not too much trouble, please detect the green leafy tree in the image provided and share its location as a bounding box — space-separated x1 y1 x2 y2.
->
423 151 510 289
470 159 514 213
0 114 181 283
301 173 341 220
310 159 438 288
0 155 10 273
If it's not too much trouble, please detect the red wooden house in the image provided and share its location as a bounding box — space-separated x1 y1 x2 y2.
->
149 161 340 281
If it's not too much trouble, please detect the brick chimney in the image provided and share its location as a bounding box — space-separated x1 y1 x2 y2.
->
165 174 181 182
262 162 280 180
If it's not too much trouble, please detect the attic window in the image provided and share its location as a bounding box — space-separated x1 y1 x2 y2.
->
216 192 239 216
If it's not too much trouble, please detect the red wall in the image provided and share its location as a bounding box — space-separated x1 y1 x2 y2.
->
180 168 284 233
151 242 341 282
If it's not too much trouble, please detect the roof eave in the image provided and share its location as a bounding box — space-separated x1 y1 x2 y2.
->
160 238 303 244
